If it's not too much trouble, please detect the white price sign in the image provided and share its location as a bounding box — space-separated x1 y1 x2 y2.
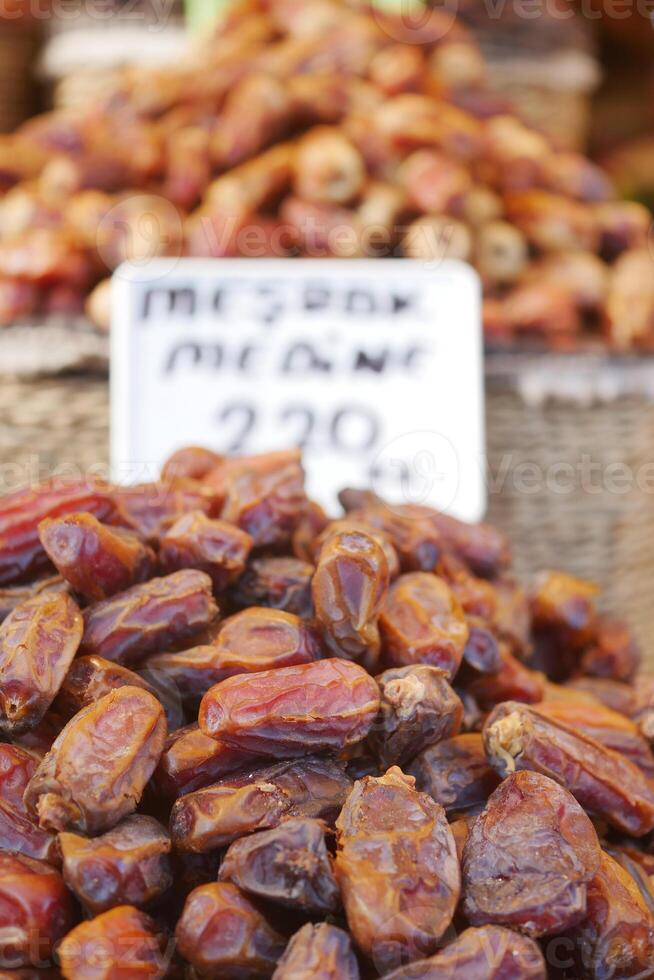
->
111 258 485 520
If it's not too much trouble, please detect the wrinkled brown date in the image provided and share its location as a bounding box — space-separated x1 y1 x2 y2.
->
369 664 463 769
158 511 252 591
0 852 74 967
559 850 654 979
81 569 218 666
379 572 469 679
219 817 340 914
175 881 286 979
24 686 167 834
0 575 68 624
171 755 352 852
58 905 168 980
199 658 380 757
0 480 115 586
408 733 500 814
383 925 546 979
462 770 601 936
484 700 654 836
153 724 260 800
0 744 58 863
161 445 224 483
38 512 155 601
466 645 545 710
335 767 460 973
231 555 315 618
272 922 360 980
59 815 172 914
110 480 222 545
148 608 321 703
0 591 82 734
54 654 157 718
312 528 389 669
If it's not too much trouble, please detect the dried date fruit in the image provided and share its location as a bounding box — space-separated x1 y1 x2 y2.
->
565 676 637 715
530 570 598 641
58 905 168 980
199 659 380 757
272 922 359 980
405 506 510 579
312 528 389 669
535 698 654 778
408 733 500 814
0 591 82 734
379 572 468 679
231 556 314 618
0 744 58 863
175 881 286 978
158 512 252 591
579 615 641 682
24 686 167 834
161 446 224 482
149 609 321 703
0 480 114 586
111 480 222 545
153 724 260 800
219 818 340 914
383 925 546 979
341 505 441 573
38 512 155 601
335 767 460 972
461 621 502 675
466 645 544 710
59 815 172 914
559 851 654 979
484 700 654 836
462 770 601 936
81 569 218 666
369 665 463 769
0 575 68 624
0 852 74 967
54 654 157 718
219 449 308 548
313 517 400 581
171 756 352 852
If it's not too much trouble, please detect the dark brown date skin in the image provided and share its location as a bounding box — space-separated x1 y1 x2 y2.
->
313 518 400 581
0 743 58 863
560 851 654 979
579 615 641 682
158 511 252 591
332 506 438 574
0 591 82 734
402 505 511 579
272 922 359 980
175 881 286 979
54 654 157 719
535 699 654 778
335 767 460 974
0 852 74 968
369 665 463 769
39 513 155 601
58 905 168 980
466 645 544 710
565 676 637 715
218 449 308 548
170 756 352 852
408 733 500 814
462 621 502 675
484 701 654 836
0 479 115 586
148 608 322 703
0 575 68 624
110 480 222 545
379 572 468 680
219 817 340 915
383 925 546 979
161 446 224 483
59 815 172 915
24 686 167 834
312 528 389 670
153 724 260 800
199 658 380 758
462 770 601 937
230 556 314 619
530 570 598 641
80 569 218 666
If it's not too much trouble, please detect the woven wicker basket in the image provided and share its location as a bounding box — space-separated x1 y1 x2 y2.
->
2 331 654 664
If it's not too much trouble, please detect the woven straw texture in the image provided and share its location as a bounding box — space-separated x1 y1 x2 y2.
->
1 341 654 664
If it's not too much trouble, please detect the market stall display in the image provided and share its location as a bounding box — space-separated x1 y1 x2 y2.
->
0 0 651 348
2 446 654 977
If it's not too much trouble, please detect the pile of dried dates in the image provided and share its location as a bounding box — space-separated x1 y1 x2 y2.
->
1 445 653 978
